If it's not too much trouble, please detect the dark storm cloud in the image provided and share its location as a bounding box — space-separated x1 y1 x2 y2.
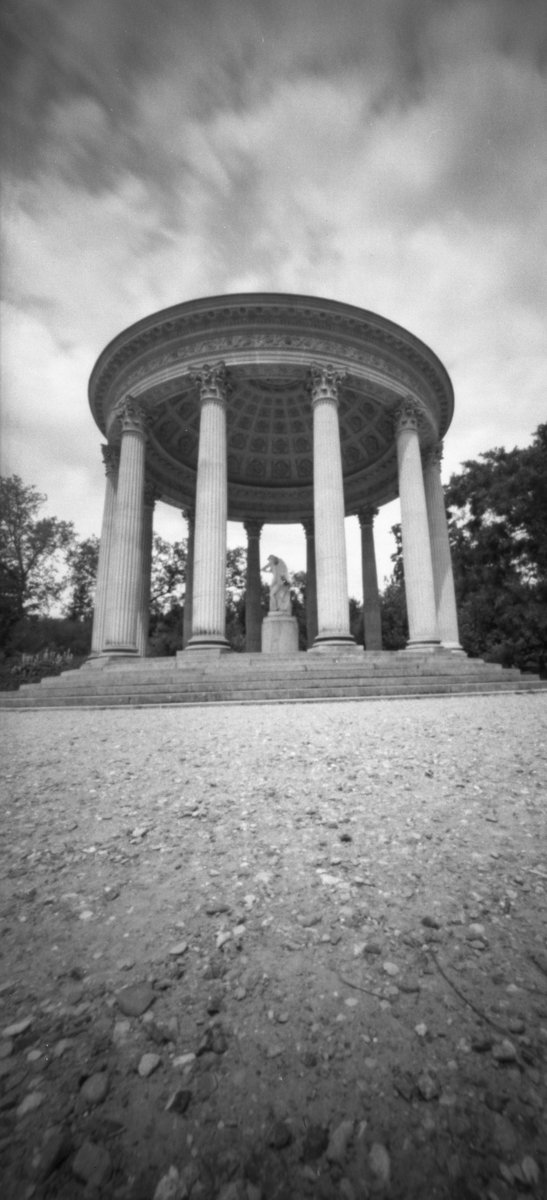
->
3 0 546 192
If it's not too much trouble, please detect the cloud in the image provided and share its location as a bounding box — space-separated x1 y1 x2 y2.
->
1 0 546 592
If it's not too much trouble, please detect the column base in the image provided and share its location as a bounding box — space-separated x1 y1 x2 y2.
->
101 645 139 656
309 634 361 654
405 639 442 652
261 613 299 656
83 650 141 669
179 634 231 657
441 641 465 653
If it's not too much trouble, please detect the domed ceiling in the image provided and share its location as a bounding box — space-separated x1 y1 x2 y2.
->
89 294 454 523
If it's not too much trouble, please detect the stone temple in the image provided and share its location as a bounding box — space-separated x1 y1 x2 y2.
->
87 291 461 662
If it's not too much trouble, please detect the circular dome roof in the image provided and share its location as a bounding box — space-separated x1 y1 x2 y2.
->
89 293 454 523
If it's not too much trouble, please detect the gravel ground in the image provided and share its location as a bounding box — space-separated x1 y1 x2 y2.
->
0 694 546 1200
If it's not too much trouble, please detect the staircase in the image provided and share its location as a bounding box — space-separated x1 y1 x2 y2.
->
1 651 545 709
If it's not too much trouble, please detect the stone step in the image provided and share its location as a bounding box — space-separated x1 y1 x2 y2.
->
1 661 545 708
27 654 521 689
17 669 529 699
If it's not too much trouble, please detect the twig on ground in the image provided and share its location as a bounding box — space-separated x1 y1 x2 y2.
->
427 949 511 1036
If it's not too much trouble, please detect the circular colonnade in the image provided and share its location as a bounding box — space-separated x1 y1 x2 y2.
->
88 293 461 659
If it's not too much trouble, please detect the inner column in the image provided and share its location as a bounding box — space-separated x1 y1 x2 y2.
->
358 508 383 650
103 400 147 655
395 398 440 649
422 444 463 651
302 519 318 647
244 519 263 652
90 444 119 657
182 508 195 650
310 364 357 651
185 363 230 653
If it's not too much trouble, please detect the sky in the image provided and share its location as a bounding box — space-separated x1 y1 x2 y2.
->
1 0 546 597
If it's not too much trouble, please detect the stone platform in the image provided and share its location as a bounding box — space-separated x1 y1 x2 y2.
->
1 651 545 709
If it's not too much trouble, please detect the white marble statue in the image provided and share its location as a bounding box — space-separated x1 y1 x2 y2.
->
263 555 292 614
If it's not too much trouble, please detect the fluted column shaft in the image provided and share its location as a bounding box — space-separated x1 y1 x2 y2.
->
91 445 119 656
423 444 462 650
104 401 148 653
244 520 263 652
136 483 155 657
311 366 354 647
182 509 195 649
187 363 230 651
303 519 318 647
395 400 440 648
358 508 383 650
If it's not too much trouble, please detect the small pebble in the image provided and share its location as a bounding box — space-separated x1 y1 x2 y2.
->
34 1128 72 1181
3 1017 33 1039
80 1072 109 1105
153 1166 185 1200
138 1052 161 1077
172 1052 196 1070
326 1118 354 1164
72 1140 112 1187
368 1142 391 1190
165 1088 192 1115
112 1020 131 1045
17 1092 45 1119
492 1039 518 1063
466 923 485 939
116 983 155 1017
168 942 188 957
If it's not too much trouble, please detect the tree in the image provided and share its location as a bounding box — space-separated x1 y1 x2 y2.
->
379 524 407 649
64 536 99 621
150 535 187 616
381 429 547 671
445 424 547 674
0 475 74 644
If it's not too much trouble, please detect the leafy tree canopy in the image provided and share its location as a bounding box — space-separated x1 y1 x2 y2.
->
0 475 74 643
445 423 547 585
150 535 187 615
64 536 99 621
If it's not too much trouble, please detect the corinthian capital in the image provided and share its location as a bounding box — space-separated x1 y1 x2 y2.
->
310 364 344 405
115 397 148 437
357 507 378 528
422 441 444 471
243 519 263 540
101 443 119 477
394 396 424 435
195 361 227 404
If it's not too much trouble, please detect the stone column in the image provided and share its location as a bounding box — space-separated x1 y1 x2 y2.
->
395 399 440 649
136 481 156 657
103 399 148 654
244 519 263 652
423 444 463 651
358 508 383 650
90 444 119 656
310 365 356 650
302 519 318 647
186 363 230 652
182 508 195 649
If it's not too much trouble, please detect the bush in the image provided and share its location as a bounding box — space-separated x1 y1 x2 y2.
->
0 647 85 691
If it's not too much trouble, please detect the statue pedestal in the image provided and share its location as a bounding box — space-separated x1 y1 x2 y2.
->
261 613 299 655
